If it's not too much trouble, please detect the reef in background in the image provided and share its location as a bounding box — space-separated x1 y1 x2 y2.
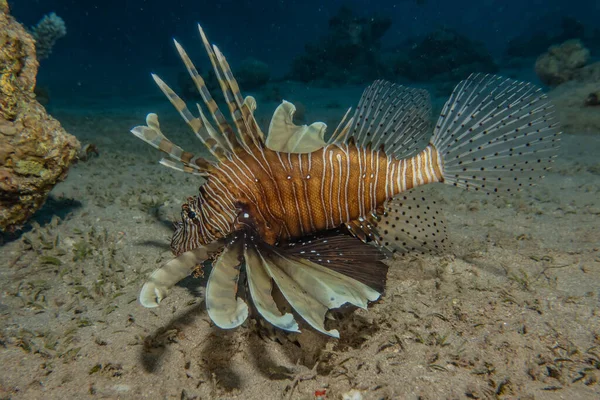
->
287 7 496 88
393 28 497 83
535 39 600 134
288 6 392 85
29 12 66 60
505 16 599 60
535 40 592 86
0 1 80 232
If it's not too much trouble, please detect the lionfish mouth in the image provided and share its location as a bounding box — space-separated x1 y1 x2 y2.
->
140 230 387 338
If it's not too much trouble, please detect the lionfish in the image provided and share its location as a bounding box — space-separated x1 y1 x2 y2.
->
132 25 560 337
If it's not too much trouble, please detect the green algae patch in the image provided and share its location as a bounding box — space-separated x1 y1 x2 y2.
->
15 159 44 176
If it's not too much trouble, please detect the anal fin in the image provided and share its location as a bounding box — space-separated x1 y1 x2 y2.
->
345 212 382 246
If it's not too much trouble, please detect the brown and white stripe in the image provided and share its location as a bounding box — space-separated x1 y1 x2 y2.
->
175 142 445 250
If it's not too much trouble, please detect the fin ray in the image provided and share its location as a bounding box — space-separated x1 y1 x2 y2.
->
244 244 300 332
205 238 248 329
339 80 432 158
431 73 560 194
258 247 340 337
139 245 217 308
213 45 265 148
131 113 212 172
255 239 383 338
284 232 388 293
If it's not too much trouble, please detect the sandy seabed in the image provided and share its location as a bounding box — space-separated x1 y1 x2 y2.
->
1 85 599 400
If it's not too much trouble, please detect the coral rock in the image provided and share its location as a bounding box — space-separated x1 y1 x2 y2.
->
30 12 67 60
394 28 497 83
0 5 80 232
289 6 391 84
535 39 590 86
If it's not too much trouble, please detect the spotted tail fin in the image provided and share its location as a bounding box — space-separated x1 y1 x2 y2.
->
431 74 560 193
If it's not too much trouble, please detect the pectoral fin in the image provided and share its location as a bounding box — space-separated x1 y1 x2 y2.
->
139 246 215 308
205 237 249 329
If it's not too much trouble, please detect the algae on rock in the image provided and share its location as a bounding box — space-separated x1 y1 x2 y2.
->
0 3 80 231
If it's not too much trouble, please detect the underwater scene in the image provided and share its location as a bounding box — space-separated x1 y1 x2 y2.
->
1 0 599 398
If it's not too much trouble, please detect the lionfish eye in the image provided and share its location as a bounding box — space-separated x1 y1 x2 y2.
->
187 211 196 219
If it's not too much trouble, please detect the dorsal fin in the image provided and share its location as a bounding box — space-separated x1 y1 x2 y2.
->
172 37 240 154
329 107 354 144
198 26 264 150
266 100 327 153
242 95 265 143
213 45 265 148
130 113 212 175
134 24 274 175
332 80 432 160
150 72 228 160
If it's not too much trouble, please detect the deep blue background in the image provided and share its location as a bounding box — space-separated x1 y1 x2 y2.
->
9 0 597 103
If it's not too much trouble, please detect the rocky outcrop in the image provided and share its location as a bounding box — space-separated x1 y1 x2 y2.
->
0 1 80 231
394 28 497 83
535 40 590 86
534 39 600 134
289 6 392 85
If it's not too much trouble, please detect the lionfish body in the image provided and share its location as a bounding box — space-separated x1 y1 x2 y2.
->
133 25 560 337
180 141 443 251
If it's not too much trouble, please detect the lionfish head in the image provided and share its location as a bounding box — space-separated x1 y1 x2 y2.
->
170 197 233 256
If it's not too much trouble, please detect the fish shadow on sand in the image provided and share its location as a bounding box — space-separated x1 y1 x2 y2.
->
138 265 379 391
139 273 209 373
137 239 171 252
36 195 83 222
146 208 175 232
139 301 206 374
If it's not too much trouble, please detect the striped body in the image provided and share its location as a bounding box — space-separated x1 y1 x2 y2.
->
189 143 444 249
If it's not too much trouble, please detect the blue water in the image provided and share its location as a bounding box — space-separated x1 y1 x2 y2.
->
10 0 599 107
